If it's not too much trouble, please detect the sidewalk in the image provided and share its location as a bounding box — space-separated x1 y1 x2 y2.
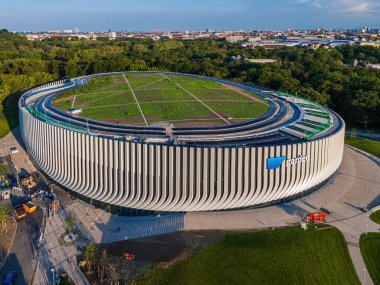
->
32 212 90 285
62 199 184 244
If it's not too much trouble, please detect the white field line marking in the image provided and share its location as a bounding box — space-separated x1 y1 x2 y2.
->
75 90 126 108
222 84 269 105
139 99 254 104
134 77 166 90
71 95 77 109
160 73 230 125
71 90 129 97
137 87 177 91
81 99 254 110
159 118 227 122
122 74 149 126
228 118 257 120
84 103 137 109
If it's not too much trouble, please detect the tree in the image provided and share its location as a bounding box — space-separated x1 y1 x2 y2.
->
84 243 99 273
0 163 7 177
108 264 120 285
64 60 78 78
0 205 10 233
65 215 74 233
98 249 108 282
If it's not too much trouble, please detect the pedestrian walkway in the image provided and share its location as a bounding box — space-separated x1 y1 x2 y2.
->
63 200 184 243
32 211 90 285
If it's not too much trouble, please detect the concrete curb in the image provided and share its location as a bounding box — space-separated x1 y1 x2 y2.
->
345 144 380 165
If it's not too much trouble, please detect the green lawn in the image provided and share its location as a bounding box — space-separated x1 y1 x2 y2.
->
0 114 10 138
345 137 380 158
206 101 269 120
370 211 380 225
51 73 267 126
79 104 144 125
141 101 215 122
137 226 360 285
360 233 380 285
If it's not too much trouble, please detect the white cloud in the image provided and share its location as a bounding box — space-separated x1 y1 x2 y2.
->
331 0 378 14
312 1 322 8
295 0 379 14
294 0 322 9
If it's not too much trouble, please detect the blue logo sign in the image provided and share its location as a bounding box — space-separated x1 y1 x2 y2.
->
267 156 287 170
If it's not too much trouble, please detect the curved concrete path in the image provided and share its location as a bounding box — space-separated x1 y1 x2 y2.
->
186 146 380 285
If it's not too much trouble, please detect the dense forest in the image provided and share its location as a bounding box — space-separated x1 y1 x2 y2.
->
0 29 379 137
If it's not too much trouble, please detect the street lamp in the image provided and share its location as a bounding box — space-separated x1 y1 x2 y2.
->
51 268 55 285
363 267 366 285
14 166 19 186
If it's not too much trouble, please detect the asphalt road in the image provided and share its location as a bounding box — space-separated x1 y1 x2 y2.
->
0 201 43 285
0 128 44 285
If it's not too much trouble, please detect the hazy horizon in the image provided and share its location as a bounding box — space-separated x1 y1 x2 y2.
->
1 0 379 32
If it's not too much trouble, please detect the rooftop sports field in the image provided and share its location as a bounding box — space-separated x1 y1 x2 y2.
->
52 73 269 127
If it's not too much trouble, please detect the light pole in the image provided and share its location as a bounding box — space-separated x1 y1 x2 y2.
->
363 267 366 285
51 268 55 285
14 165 19 186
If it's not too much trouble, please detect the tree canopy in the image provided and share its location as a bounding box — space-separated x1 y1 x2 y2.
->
0 30 379 133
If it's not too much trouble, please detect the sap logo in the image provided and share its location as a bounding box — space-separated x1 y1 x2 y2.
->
267 155 310 170
285 155 310 167
267 156 287 170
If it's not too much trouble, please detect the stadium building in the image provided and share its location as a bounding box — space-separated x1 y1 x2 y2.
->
19 71 345 213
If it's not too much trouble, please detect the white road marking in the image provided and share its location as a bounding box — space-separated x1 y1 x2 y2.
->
71 95 77 109
222 84 270 106
160 73 230 125
76 91 125 108
134 77 166 90
122 73 149 126
82 99 254 110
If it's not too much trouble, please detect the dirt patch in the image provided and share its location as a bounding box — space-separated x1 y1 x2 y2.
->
80 229 265 284
171 118 227 127
53 96 75 103
0 216 17 265
221 84 265 103
104 116 146 126
102 230 231 265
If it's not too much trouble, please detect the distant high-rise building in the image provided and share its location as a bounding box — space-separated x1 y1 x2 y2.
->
109 32 117 39
361 27 370 33
74 28 80 34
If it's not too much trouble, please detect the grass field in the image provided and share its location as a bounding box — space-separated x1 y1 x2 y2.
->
136 226 359 285
370 210 380 225
345 137 380 158
360 233 380 285
52 73 269 127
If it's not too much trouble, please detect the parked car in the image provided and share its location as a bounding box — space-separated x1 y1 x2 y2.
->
23 201 37 214
4 271 17 285
13 204 26 220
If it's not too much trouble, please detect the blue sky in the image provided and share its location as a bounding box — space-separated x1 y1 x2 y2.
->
1 0 379 31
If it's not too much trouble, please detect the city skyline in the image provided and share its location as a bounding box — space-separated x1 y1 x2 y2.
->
1 0 379 32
